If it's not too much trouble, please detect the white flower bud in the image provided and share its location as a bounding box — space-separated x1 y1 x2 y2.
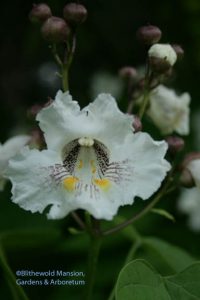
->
148 44 177 66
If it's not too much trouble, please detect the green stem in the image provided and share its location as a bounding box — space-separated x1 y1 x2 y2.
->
0 246 29 300
51 44 63 67
103 173 172 236
84 235 102 300
138 88 150 119
71 211 86 230
62 64 69 92
138 61 151 119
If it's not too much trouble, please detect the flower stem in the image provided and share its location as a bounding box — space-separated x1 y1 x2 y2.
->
138 88 150 119
62 63 69 92
0 246 29 300
51 44 63 67
51 34 76 92
71 211 86 230
84 234 102 300
103 172 172 236
138 61 151 119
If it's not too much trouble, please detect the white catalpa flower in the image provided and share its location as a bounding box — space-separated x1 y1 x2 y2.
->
186 158 200 188
0 135 30 190
178 188 200 231
147 85 190 135
148 44 177 66
5 91 170 220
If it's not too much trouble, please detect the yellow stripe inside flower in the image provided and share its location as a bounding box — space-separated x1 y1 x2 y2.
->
90 160 96 174
93 178 111 191
63 177 79 192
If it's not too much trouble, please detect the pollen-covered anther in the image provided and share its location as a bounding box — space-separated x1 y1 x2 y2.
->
78 137 94 147
63 176 79 192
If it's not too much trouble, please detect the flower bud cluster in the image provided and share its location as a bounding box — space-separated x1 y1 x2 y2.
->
136 24 184 74
29 2 87 43
119 25 185 111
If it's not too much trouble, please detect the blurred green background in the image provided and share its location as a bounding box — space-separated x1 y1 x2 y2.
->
1 0 200 299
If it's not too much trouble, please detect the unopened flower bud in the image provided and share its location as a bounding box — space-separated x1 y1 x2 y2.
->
148 56 172 73
148 44 177 71
29 128 45 150
172 44 184 60
132 115 142 132
165 136 185 154
29 3 52 23
41 16 71 42
136 25 162 45
180 169 195 188
63 3 87 24
119 67 137 80
27 104 42 119
44 97 53 107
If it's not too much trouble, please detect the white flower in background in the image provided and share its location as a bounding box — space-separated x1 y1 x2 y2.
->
185 157 200 188
90 71 123 99
0 136 30 190
178 155 200 231
147 85 190 135
5 91 170 220
178 188 200 231
148 44 177 66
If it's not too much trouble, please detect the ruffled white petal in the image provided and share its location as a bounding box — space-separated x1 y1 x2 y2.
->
110 132 170 201
0 135 30 192
0 135 30 171
36 91 80 152
37 91 134 152
5 147 65 216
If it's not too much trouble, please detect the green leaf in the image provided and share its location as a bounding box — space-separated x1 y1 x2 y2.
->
115 259 200 300
151 208 175 222
142 237 195 274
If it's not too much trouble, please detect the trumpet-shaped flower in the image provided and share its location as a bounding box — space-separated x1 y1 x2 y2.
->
0 135 30 190
147 85 190 135
6 91 170 220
